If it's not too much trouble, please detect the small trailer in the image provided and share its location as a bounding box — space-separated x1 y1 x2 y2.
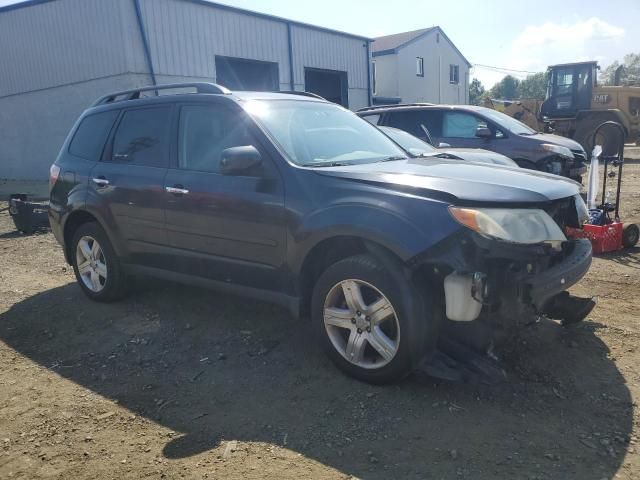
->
8 194 50 234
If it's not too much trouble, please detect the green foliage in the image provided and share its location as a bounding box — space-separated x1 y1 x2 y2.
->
488 75 520 100
516 72 547 100
469 78 485 105
486 73 547 101
600 53 640 86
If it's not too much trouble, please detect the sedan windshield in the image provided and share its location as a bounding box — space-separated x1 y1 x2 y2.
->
479 108 537 135
378 126 437 156
243 100 407 166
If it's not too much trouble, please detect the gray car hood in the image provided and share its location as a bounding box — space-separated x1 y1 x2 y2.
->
315 157 580 204
440 148 518 166
526 132 584 152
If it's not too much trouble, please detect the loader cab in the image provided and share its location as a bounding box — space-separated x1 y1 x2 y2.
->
541 62 598 119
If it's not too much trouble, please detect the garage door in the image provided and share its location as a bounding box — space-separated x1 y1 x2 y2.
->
215 56 279 91
304 68 349 108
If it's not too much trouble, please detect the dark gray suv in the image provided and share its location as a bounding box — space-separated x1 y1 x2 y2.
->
49 83 594 384
358 104 587 182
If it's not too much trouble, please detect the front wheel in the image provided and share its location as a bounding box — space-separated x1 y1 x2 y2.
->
312 254 435 384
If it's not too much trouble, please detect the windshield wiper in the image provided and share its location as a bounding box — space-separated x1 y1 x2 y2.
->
380 155 407 162
307 161 352 167
417 152 462 160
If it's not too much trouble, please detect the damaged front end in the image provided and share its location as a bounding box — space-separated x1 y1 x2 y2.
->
412 194 595 381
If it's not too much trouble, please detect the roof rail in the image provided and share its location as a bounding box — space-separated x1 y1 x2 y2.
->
92 82 231 107
278 90 326 100
357 102 435 112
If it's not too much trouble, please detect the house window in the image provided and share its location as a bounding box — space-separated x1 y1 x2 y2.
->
372 61 377 95
416 57 424 77
449 64 459 84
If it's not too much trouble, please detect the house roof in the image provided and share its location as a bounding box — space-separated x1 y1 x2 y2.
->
372 27 436 53
372 26 472 67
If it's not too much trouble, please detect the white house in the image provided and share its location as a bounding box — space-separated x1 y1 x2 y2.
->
372 27 471 105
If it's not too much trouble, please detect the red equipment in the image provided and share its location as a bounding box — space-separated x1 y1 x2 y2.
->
569 121 639 254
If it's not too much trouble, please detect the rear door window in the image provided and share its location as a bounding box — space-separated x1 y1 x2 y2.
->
110 106 173 168
68 110 119 160
385 110 442 138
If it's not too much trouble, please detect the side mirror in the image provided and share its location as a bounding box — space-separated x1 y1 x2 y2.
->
475 127 493 139
220 146 262 175
438 142 451 148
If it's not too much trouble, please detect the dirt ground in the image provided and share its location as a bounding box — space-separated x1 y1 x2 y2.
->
1 164 639 480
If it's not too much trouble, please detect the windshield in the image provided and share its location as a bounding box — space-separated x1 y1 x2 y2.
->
378 126 437 156
243 100 407 166
478 108 537 135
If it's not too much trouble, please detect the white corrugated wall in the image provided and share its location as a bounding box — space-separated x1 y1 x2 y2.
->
0 0 371 179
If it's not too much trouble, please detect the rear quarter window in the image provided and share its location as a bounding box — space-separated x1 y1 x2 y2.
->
68 110 119 160
361 114 381 125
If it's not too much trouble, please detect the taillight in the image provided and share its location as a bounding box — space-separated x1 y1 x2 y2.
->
49 164 61 189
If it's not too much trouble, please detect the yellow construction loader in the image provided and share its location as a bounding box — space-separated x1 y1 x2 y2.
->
485 62 640 154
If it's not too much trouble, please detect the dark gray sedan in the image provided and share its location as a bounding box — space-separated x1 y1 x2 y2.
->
378 126 519 167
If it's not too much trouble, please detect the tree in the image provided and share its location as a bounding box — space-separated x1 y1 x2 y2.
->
468 78 485 105
489 75 520 100
516 72 547 100
601 53 640 86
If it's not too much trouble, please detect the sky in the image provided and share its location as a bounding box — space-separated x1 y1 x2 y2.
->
1 0 638 88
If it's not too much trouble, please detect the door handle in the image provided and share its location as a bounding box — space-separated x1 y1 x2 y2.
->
165 185 189 195
92 177 109 187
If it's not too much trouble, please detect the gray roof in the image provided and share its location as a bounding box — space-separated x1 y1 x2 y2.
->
372 26 471 67
0 0 373 42
372 27 437 53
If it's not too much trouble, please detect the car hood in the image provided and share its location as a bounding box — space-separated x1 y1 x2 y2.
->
440 148 518 166
527 133 585 152
314 158 580 204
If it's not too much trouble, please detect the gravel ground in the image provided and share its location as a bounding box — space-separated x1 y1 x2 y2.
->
1 164 639 480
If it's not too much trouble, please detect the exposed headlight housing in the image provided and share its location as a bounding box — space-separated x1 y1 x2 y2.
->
449 207 567 244
574 194 590 226
541 143 574 159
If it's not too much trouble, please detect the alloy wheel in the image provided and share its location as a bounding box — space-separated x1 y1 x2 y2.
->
323 279 400 369
75 236 108 293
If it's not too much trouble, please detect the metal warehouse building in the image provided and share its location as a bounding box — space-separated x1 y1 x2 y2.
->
0 0 372 180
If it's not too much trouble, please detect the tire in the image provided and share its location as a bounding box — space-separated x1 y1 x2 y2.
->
71 221 129 302
574 117 624 157
622 224 639 248
311 254 436 384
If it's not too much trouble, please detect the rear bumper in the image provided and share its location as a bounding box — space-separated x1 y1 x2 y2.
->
48 205 64 245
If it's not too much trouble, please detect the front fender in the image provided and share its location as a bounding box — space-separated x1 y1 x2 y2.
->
288 202 461 276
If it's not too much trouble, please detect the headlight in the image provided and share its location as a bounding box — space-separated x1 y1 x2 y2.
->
449 207 567 244
574 194 589 226
541 143 574 159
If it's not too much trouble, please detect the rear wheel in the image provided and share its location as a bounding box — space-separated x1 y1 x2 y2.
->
312 254 434 384
623 224 639 248
71 222 129 301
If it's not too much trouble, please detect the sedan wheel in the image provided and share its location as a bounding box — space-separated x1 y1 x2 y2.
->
323 279 400 369
75 236 108 292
